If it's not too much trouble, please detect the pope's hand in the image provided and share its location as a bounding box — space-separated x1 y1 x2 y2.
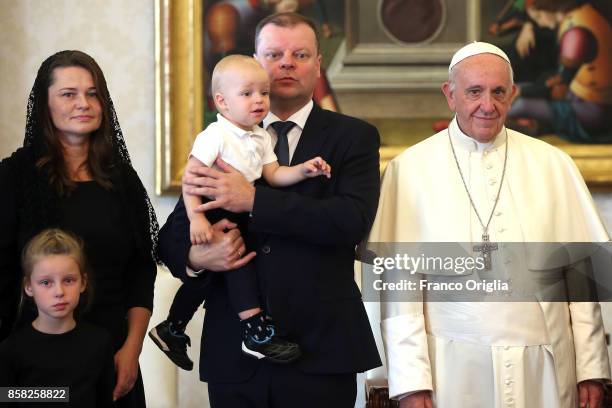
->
578 380 604 408
399 391 433 408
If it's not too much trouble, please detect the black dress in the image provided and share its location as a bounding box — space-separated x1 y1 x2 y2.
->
0 322 115 407
58 181 153 351
0 148 156 408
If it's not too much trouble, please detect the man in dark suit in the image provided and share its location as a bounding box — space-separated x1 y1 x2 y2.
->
158 12 382 408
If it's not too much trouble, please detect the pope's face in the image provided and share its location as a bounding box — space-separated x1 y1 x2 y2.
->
254 22 321 113
442 54 516 143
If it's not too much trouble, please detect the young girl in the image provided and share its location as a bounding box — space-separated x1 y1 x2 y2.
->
0 229 115 407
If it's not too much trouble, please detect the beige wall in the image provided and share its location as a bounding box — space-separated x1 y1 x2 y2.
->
1 1 611 407
0 1 197 406
0 0 177 221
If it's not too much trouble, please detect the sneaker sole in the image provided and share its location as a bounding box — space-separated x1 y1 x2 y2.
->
148 328 194 371
148 327 171 352
241 342 301 364
242 342 266 359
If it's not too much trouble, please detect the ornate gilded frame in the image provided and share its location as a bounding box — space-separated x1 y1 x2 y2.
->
155 0 612 193
551 143 612 190
155 0 203 194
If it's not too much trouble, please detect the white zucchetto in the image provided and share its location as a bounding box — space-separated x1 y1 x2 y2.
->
449 41 511 72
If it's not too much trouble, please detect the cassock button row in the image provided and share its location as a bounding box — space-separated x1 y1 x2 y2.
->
262 245 271 254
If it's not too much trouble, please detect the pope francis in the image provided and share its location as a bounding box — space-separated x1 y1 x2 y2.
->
369 42 611 408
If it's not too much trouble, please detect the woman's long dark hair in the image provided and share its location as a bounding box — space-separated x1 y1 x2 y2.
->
27 50 115 195
20 50 159 261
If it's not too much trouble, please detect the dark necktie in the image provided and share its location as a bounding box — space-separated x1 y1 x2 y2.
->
271 121 295 166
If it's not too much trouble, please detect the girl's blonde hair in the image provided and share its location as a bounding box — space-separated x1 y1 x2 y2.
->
20 228 92 315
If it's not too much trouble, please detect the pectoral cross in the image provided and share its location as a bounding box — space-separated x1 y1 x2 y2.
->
473 232 498 270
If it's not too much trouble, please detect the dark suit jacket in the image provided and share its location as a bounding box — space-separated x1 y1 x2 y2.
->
159 104 382 383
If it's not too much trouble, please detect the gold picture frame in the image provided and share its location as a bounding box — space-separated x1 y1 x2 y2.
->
155 0 203 194
380 143 612 190
155 0 612 194
549 142 612 190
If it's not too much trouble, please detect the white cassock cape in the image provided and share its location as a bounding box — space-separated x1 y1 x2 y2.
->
370 118 611 407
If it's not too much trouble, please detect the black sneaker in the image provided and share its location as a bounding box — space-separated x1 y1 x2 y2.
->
242 325 301 364
148 320 194 371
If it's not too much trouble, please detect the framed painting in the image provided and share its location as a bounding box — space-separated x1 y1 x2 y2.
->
155 0 203 194
155 0 612 195
479 0 612 189
154 0 343 194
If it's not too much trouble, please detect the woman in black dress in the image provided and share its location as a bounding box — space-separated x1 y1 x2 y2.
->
0 50 158 407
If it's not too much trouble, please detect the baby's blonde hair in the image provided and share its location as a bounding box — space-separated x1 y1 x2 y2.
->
211 54 268 96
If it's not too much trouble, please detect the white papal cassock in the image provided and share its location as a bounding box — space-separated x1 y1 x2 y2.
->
370 118 611 407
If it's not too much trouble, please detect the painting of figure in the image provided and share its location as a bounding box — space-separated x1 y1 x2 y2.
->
484 0 612 143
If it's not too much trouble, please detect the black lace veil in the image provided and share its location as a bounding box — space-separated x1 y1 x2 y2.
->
21 50 159 262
